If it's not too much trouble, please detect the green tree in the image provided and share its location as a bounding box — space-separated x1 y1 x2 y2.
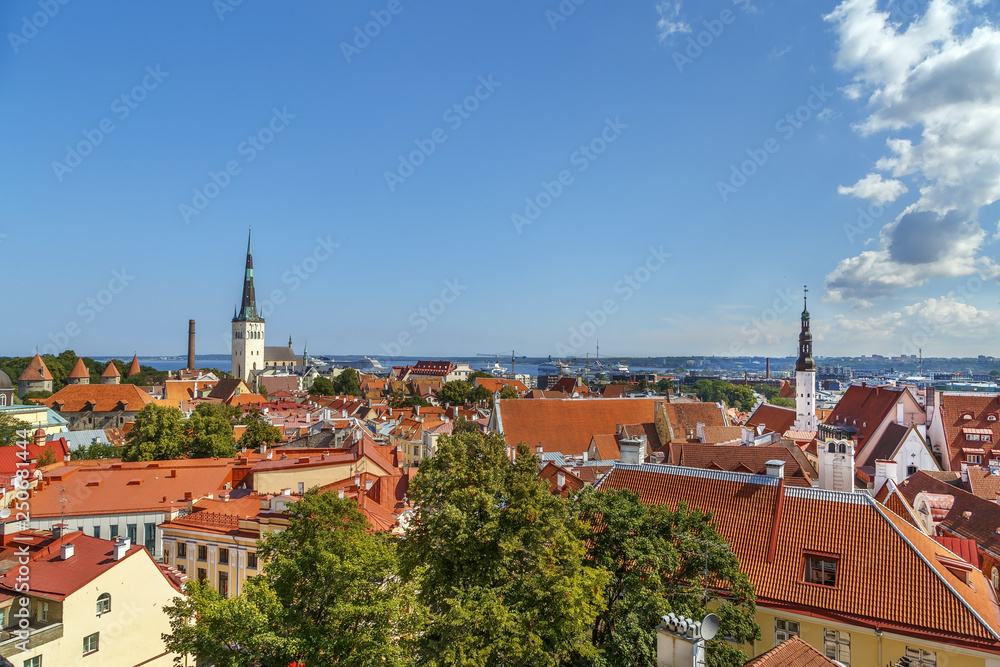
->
239 409 283 448
656 378 674 393
71 441 122 460
466 370 494 382
308 376 336 396
436 380 470 406
20 391 52 401
399 396 430 409
401 430 607 666
720 383 756 412
122 404 185 461
332 368 362 396
0 412 27 447
185 403 238 459
576 488 760 667
771 396 795 408
163 490 420 666
452 416 481 435
36 446 57 467
754 384 779 402
468 384 492 404
499 385 519 400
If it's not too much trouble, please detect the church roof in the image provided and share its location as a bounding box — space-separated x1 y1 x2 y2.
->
0 370 12 390
18 354 53 382
234 229 263 323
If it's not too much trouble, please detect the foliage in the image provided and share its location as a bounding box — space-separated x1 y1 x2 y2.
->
468 384 492 404
238 408 282 448
754 383 779 402
123 363 170 386
691 380 756 412
499 385 519 400
656 378 674 393
466 370 494 382
401 430 608 666
436 380 470 406
163 491 419 666
452 416 482 435
185 403 239 459
575 488 759 667
771 396 795 409
20 391 52 400
71 441 122 460
122 404 185 461
332 368 362 396
0 412 27 448
308 376 336 396
399 396 430 408
35 446 57 467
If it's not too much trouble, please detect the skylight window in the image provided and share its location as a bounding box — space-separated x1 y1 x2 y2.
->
803 554 839 587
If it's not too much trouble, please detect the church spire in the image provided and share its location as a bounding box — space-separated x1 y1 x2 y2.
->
234 227 263 323
795 285 815 372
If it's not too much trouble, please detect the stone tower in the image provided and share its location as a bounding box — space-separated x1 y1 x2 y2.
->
18 354 53 396
792 286 817 432
231 228 265 384
67 358 90 385
101 361 121 385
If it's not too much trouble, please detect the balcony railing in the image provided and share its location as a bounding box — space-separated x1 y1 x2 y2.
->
0 621 64 658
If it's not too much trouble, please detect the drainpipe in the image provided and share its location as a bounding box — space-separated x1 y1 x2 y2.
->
876 628 882 666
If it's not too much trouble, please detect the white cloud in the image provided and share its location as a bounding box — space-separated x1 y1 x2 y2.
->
823 0 1000 304
657 1 691 40
837 172 908 205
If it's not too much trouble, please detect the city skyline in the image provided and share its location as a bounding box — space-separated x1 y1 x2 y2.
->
4 0 1000 358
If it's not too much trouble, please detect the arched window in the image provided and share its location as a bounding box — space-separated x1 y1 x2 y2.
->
96 593 111 615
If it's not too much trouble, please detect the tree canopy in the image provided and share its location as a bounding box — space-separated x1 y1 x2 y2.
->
163 490 419 666
238 408 283 448
401 430 608 666
308 376 336 396
332 368 362 396
185 403 239 459
435 380 470 406
691 380 756 412
0 412 27 448
122 404 185 461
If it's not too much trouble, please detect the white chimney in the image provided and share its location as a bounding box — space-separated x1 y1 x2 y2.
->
765 460 785 479
61 542 75 560
557 471 566 488
338 489 345 499
696 423 706 443
114 537 130 561
896 401 905 425
259 444 266 454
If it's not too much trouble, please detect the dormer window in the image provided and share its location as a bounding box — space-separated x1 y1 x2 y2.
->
967 433 980 441
989 414 998 422
963 412 974 420
803 553 839 587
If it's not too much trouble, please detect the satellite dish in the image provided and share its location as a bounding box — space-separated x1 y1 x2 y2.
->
701 613 720 641
0 508 10 520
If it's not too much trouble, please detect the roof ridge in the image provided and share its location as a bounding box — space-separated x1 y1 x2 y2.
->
870 497 1000 642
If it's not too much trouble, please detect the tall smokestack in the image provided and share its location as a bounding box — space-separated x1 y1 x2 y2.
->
188 319 196 370
766 357 770 379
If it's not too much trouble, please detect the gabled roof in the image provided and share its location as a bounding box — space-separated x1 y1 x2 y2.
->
899 470 1000 559
863 421 910 463
538 462 585 497
68 357 89 380
966 467 1000 502
589 434 620 461
825 384 915 446
600 464 1000 651
207 378 247 402
745 403 796 436
42 384 153 413
18 354 53 382
745 636 838 666
0 533 152 601
474 378 528 394
101 361 121 378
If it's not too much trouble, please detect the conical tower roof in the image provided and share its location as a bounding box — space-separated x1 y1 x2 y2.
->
19 354 53 381
127 355 141 377
68 358 89 379
101 361 121 378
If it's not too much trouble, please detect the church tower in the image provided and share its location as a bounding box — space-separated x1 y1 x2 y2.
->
231 229 265 383
792 286 817 432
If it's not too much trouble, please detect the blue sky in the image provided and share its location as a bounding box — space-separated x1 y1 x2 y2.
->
3 0 1000 359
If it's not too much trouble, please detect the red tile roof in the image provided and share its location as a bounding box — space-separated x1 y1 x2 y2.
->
590 434 620 461
745 404 796 436
937 394 1000 471
127 355 141 377
600 464 1000 650
18 354 53 382
42 384 153 413
825 384 910 447
745 636 838 666
0 533 154 601
101 361 121 378
899 471 1000 559
676 444 813 487
68 357 89 380
474 378 528 394
538 462 585 497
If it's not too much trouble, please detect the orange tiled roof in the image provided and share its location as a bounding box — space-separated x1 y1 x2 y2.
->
825 384 914 447
745 403 796 436
538 462 584 497
745 636 838 666
18 354 53 382
474 378 528 394
590 434 620 461
494 398 724 457
677 444 812 487
68 357 89 380
938 394 1000 471
600 464 1000 650
966 467 1000 502
101 361 121 378
42 384 154 413
127 355 141 377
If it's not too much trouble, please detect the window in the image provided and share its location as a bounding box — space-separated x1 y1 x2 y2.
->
126 524 137 545
986 435 993 443
989 414 998 422
177 542 187 559
805 556 839 587
144 523 155 552
219 571 229 599
963 412 974 420
219 548 229 565
905 647 936 666
39 601 48 623
110 525 118 539
92 525 100 539
96 593 111 615
197 545 208 562
969 454 982 464
823 629 850 665
177 563 186 574
83 631 99 654
967 433 981 441
197 568 207 583
907 465 918 476
0 608 7 628
298 482 305 495
23 658 41 667
774 618 799 643
993 567 998 591
247 552 258 569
